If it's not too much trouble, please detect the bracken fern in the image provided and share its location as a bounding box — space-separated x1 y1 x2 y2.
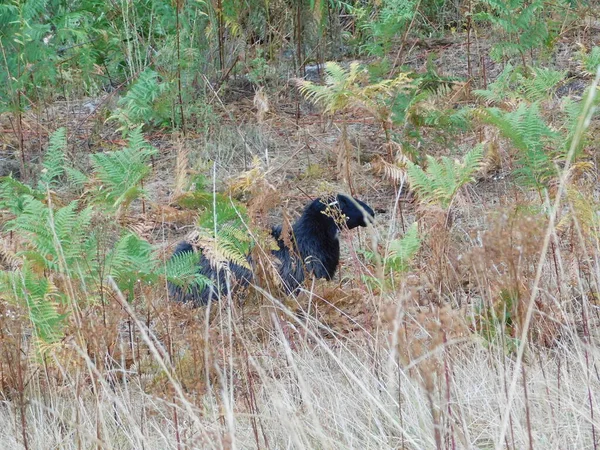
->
406 144 484 209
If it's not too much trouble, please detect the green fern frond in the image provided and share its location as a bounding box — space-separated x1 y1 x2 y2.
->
474 64 516 104
197 225 252 271
197 193 249 230
578 46 600 76
65 166 88 189
39 127 67 189
516 68 565 102
104 233 156 299
298 61 410 118
0 176 44 214
109 68 173 131
165 249 212 293
7 197 95 274
386 222 421 273
475 0 547 63
216 224 252 269
482 103 558 190
91 127 157 210
407 145 484 208
0 263 66 344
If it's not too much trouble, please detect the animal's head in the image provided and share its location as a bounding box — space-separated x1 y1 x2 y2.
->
333 193 375 229
303 194 375 231
309 193 374 230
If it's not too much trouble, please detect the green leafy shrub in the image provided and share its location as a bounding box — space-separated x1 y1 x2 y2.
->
577 46 600 76
109 69 174 132
352 0 417 56
474 64 565 104
482 103 558 192
406 145 484 209
474 0 550 65
91 127 158 212
361 223 421 292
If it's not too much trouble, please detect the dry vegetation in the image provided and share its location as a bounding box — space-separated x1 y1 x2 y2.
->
2 2 600 449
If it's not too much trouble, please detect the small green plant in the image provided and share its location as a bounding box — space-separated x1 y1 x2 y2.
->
195 192 253 271
0 128 205 346
164 249 211 296
390 58 471 162
385 222 421 273
355 0 418 56
109 68 174 133
478 72 599 201
482 103 557 193
91 127 158 212
576 45 600 76
474 0 550 67
1 262 67 346
298 61 411 162
298 61 410 121
474 64 565 104
247 51 272 85
406 144 484 209
475 288 521 353
361 222 421 292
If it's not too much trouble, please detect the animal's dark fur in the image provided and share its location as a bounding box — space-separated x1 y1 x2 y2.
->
168 194 375 306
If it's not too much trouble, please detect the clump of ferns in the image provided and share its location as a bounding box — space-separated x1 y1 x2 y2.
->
476 66 599 200
400 145 484 297
90 126 158 217
360 222 421 294
166 157 282 303
392 55 472 158
373 60 472 190
406 144 485 216
576 45 600 77
474 64 566 106
0 128 182 349
296 61 412 166
164 191 257 303
108 68 174 135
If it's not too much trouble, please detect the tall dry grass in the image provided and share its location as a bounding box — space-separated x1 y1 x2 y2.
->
1 62 600 450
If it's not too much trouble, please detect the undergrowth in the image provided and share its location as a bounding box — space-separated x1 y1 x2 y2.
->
2 2 600 449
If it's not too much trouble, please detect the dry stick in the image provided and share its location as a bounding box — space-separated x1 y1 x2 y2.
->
217 0 224 72
0 39 26 178
443 332 456 450
466 0 472 79
581 294 598 450
175 0 186 136
538 351 557 439
521 363 534 450
481 54 488 90
213 54 241 93
243 349 265 450
495 68 600 450
173 402 182 450
15 332 29 450
296 0 304 78
390 0 423 72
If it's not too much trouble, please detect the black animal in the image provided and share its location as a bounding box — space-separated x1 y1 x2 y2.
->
168 194 375 306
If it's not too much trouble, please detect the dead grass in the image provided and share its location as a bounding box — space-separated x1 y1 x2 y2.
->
0 322 598 449
3 22 600 449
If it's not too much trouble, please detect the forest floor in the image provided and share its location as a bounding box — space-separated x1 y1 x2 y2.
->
2 25 600 449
